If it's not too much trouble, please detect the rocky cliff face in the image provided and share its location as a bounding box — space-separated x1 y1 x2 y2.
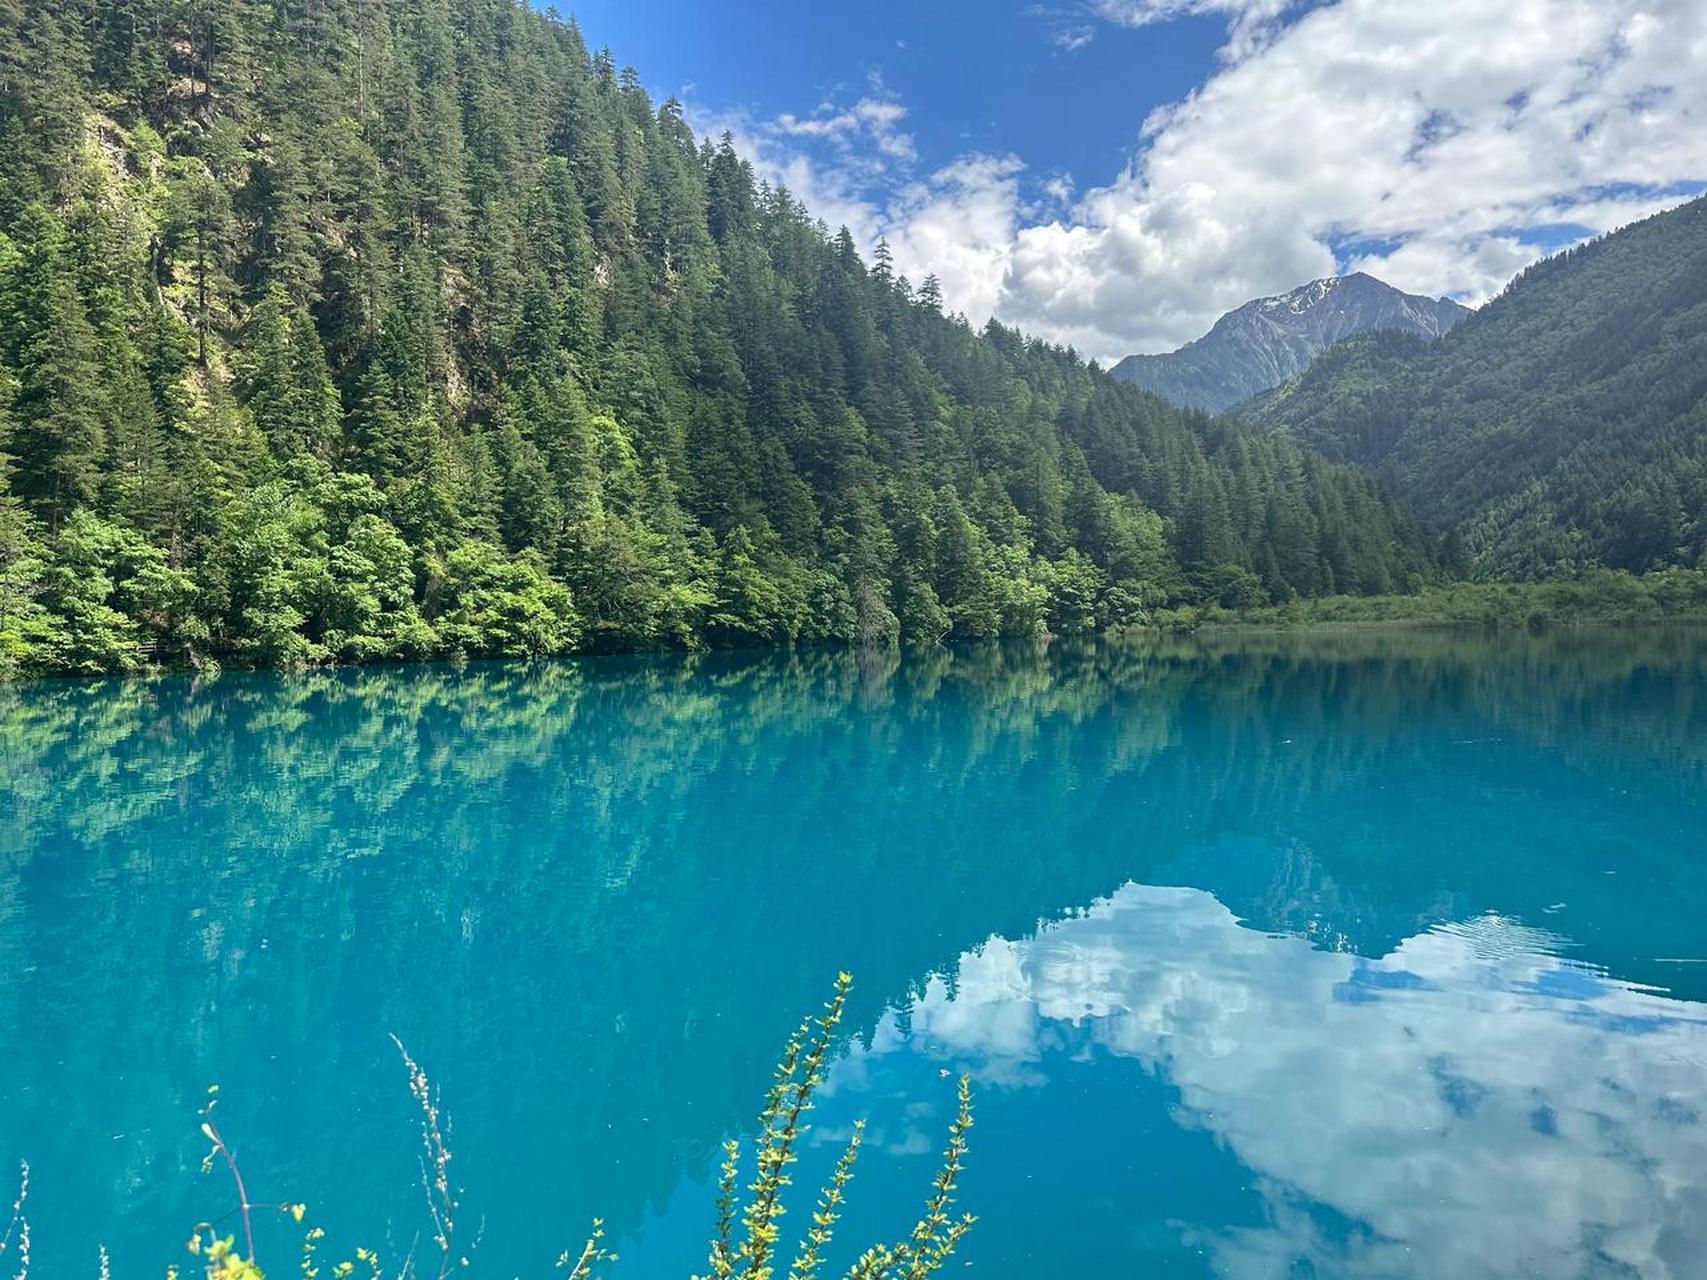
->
1111 273 1469 413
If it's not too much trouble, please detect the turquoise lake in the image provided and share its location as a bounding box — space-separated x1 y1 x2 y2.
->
4 630 1707 1278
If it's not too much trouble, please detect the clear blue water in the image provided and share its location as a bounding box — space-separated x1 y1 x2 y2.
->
4 630 1707 1279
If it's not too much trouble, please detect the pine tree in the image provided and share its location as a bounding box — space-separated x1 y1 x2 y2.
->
164 155 239 365
237 286 340 458
249 131 322 304
1 205 107 527
918 274 943 314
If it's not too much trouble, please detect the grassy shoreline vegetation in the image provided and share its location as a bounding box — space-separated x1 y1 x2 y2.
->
0 977 976 1280
1152 568 1707 632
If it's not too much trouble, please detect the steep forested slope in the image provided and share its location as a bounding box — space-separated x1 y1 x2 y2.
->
0 0 1435 674
1112 273 1466 414
1242 197 1707 577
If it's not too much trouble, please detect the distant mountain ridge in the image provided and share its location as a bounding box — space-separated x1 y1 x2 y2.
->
1239 195 1707 577
1111 273 1470 413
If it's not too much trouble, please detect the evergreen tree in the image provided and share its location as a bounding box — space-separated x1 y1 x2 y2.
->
237 286 341 457
1 206 107 527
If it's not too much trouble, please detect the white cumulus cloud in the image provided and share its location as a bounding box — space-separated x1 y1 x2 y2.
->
997 0 1707 360
1090 0 1302 59
699 0 1707 365
774 95 916 161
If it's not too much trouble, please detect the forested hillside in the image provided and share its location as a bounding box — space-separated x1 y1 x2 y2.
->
1241 197 1707 578
0 0 1436 675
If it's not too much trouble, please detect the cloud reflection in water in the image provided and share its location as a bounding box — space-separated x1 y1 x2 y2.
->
840 883 1707 1279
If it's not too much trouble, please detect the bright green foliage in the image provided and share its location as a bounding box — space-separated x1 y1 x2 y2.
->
214 481 331 667
0 0 1438 676
37 509 199 673
0 361 53 674
698 973 977 1280
430 541 579 658
1241 196 1707 578
0 498 52 676
165 979 972 1280
707 525 809 648
1039 550 1107 635
317 514 437 662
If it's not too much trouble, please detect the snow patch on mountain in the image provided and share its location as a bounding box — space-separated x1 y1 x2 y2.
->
1112 273 1469 414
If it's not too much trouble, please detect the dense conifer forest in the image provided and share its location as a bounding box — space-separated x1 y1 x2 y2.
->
1241 196 1707 579
0 0 1440 675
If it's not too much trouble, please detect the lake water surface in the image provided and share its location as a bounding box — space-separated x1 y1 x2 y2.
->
4 630 1707 1278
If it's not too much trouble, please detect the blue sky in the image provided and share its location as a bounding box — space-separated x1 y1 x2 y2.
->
563 0 1226 193
557 1 1707 362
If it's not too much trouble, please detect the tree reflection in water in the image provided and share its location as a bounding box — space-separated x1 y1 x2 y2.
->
1 628 1704 1276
